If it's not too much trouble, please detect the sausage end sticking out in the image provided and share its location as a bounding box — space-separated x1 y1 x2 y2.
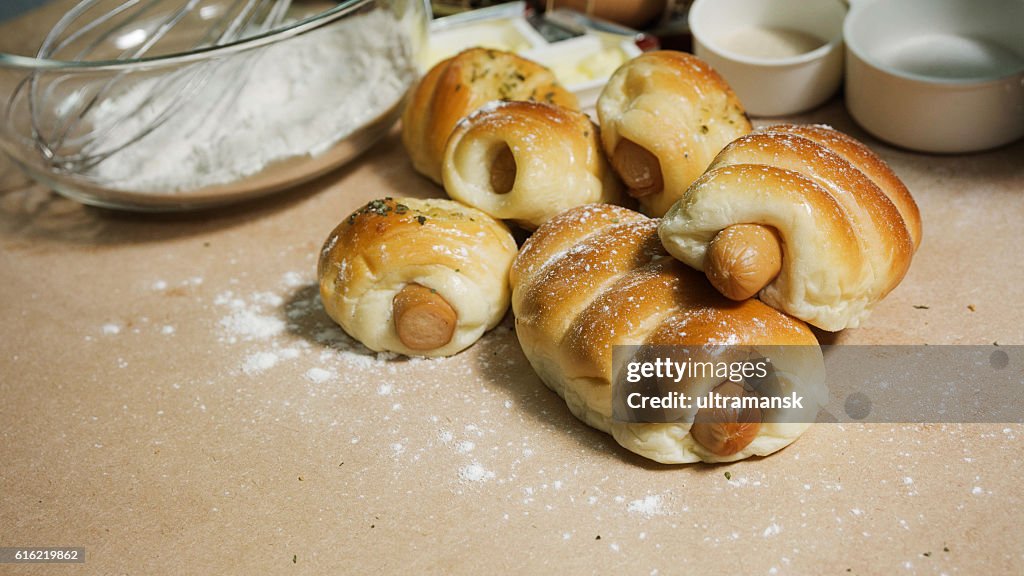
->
705 224 783 301
489 144 517 195
393 283 457 351
612 139 663 199
690 380 763 456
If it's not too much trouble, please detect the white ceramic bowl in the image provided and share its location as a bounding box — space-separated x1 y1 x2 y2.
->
689 0 847 117
844 0 1024 153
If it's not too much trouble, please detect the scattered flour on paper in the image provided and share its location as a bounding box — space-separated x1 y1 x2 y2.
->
217 292 286 343
213 275 382 376
242 351 279 375
459 462 496 483
626 494 668 518
304 367 335 384
133 269 978 555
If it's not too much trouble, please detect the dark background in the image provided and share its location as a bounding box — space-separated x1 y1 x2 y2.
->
0 0 38 21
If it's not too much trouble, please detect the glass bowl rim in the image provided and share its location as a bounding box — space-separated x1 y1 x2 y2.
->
0 0 383 71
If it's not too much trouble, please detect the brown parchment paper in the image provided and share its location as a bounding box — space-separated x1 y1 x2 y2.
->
1 102 1022 575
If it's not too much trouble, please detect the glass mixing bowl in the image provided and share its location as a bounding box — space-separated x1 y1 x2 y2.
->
0 0 429 211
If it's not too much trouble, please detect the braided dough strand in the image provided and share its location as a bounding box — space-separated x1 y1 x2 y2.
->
659 125 921 331
402 48 578 184
511 204 825 464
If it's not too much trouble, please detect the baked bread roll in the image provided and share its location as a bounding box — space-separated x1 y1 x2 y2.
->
597 50 752 217
511 204 825 464
319 197 517 357
402 48 579 185
442 100 623 229
659 124 922 331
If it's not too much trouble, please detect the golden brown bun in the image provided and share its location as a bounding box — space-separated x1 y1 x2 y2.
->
318 198 517 357
443 100 623 229
597 51 752 217
769 124 922 249
511 204 825 464
659 124 922 331
402 48 579 184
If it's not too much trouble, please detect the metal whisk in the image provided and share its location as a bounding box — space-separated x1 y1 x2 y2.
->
26 0 293 173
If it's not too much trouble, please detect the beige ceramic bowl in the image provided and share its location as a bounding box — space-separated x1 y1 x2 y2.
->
690 0 847 117
844 0 1024 153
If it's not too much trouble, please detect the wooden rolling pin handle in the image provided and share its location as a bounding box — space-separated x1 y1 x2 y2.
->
393 283 457 351
705 224 783 301
690 381 763 457
611 139 664 198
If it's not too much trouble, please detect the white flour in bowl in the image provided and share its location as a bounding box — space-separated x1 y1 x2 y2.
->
84 9 416 193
